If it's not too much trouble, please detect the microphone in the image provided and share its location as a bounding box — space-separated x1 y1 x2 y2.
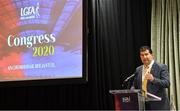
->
122 74 135 88
123 74 135 83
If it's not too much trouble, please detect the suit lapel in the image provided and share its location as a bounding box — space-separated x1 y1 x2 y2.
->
151 62 157 76
147 62 157 91
138 66 143 89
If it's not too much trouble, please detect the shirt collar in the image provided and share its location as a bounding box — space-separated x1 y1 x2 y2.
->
144 60 154 69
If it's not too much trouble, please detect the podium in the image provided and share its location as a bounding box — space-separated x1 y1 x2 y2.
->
109 89 161 111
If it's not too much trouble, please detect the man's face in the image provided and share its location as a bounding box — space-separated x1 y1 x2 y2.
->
140 49 153 66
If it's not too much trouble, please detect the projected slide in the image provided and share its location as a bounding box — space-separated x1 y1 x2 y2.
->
0 0 83 81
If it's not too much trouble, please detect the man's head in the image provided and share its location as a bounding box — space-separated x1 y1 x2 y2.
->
139 46 154 66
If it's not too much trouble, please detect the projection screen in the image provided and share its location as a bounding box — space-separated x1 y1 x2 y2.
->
0 0 87 83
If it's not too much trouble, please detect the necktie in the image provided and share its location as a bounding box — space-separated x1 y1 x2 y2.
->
142 79 147 97
142 66 149 97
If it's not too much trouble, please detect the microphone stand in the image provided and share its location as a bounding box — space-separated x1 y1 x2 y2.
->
122 74 135 89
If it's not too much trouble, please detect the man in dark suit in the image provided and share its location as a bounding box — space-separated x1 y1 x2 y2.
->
132 46 170 110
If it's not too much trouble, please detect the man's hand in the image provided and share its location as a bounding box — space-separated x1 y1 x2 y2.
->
145 72 154 81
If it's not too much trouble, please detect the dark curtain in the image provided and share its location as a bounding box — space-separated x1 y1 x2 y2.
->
88 0 151 109
0 0 151 110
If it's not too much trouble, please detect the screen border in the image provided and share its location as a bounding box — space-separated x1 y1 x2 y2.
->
0 0 88 87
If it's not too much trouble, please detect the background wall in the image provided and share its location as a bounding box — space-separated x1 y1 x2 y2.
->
0 0 151 109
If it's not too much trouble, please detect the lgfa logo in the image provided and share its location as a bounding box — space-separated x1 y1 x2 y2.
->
122 96 131 103
20 3 40 20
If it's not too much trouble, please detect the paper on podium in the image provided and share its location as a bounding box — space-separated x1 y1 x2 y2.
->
146 92 161 101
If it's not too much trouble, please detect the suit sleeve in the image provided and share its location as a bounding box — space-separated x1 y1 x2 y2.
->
152 64 170 88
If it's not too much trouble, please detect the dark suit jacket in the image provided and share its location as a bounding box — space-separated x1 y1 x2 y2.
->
132 61 170 110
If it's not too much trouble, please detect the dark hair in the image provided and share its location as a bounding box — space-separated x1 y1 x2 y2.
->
140 46 153 54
